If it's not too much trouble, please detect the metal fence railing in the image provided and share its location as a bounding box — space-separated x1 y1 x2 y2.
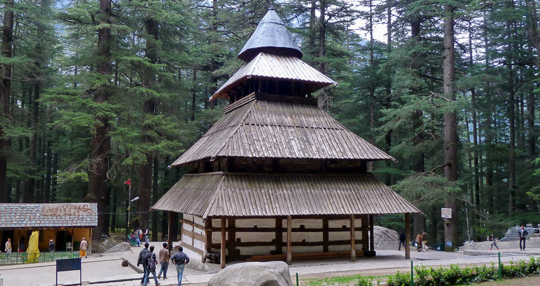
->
0 251 79 266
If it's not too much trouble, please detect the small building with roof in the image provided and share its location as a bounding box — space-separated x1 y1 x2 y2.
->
0 203 97 253
153 6 422 268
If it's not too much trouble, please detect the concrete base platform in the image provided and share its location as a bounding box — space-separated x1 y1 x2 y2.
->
2 241 540 286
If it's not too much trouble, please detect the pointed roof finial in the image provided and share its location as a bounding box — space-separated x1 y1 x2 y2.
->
237 6 303 62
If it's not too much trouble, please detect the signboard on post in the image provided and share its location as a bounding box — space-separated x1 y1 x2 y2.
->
441 208 452 219
56 258 82 285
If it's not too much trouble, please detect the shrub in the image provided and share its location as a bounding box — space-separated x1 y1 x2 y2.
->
386 256 540 286
386 271 410 286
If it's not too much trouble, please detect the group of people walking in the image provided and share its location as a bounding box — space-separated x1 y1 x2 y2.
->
397 230 429 252
398 225 531 252
137 242 190 286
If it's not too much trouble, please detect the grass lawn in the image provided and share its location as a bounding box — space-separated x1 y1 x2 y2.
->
299 273 540 286
471 275 540 286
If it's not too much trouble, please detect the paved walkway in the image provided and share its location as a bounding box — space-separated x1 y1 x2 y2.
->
1 242 540 286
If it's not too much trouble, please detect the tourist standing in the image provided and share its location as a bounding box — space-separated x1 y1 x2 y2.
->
49 239 55 260
518 226 528 251
171 246 189 286
4 238 11 259
137 227 143 241
158 242 169 279
143 245 159 286
398 231 406 251
49 239 55 252
79 237 88 258
19 236 25 252
144 228 150 243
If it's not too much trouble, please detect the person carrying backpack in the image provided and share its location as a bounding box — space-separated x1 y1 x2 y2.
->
143 245 159 286
137 242 150 283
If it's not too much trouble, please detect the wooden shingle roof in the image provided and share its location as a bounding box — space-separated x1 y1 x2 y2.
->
237 6 303 62
211 53 337 100
0 203 98 229
172 93 394 166
152 172 422 217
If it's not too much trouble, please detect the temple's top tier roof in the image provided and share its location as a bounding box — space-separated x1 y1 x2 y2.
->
237 5 303 62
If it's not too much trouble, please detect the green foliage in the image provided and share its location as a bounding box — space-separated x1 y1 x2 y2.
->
302 274 376 286
386 257 540 286
392 173 459 209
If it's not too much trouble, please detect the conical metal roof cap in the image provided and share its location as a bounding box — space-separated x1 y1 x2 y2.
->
237 6 303 62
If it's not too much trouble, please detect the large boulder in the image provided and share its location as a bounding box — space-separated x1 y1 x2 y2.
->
93 238 117 253
208 261 293 286
105 242 132 253
373 226 400 250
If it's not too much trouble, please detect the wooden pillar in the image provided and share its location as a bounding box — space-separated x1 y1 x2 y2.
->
361 215 368 251
286 215 292 264
89 229 93 253
323 217 329 252
220 217 226 268
228 218 236 259
206 218 212 254
276 217 283 254
350 215 356 261
405 213 410 259
369 214 374 252
167 212 173 251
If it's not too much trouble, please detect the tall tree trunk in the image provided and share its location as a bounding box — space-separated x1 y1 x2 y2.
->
51 153 58 202
0 0 14 203
309 0 317 57
208 0 219 108
368 0 375 173
318 1 326 74
111 187 117 232
89 0 112 241
138 13 159 229
191 69 197 121
26 82 40 203
443 4 459 251
410 11 425 238
526 0 538 211
317 0 327 109
507 16 516 217
45 142 52 203
483 9 494 214
151 157 159 241
384 0 393 186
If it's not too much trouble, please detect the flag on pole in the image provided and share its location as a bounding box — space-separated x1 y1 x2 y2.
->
124 178 131 186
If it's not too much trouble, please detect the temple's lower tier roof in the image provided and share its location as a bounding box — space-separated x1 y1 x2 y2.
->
151 172 422 218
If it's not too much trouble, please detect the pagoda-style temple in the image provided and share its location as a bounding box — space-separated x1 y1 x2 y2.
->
153 6 422 268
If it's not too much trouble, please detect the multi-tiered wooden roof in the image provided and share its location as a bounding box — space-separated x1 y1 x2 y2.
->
153 7 421 261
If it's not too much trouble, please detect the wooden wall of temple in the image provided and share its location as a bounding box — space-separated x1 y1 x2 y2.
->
180 214 372 263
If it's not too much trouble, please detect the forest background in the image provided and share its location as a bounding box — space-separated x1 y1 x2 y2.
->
1 0 539 246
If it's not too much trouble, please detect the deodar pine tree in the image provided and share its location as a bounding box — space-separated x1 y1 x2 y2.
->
0 0 14 203
442 3 459 251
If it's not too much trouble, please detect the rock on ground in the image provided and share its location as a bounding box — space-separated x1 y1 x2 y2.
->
374 226 400 250
93 238 119 253
208 261 293 286
105 242 132 253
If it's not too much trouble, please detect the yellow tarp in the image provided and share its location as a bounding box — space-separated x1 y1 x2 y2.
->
26 230 40 263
